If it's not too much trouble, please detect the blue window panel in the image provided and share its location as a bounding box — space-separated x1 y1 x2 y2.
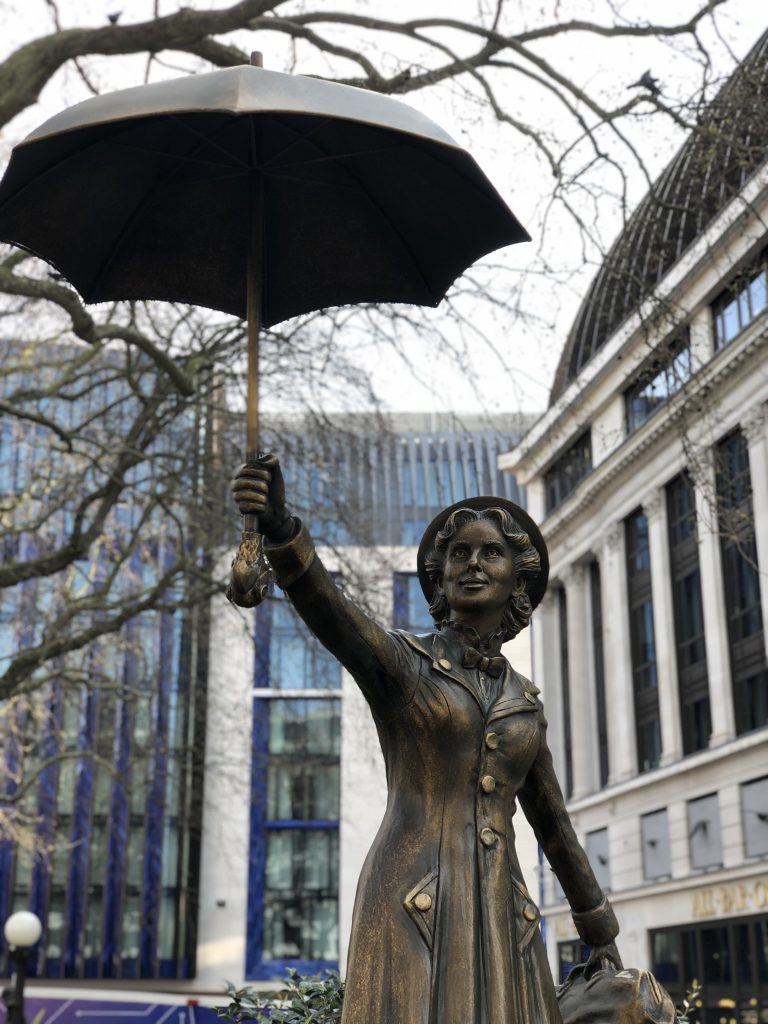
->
440 448 454 505
625 341 693 434
102 645 136 976
64 686 97 977
544 432 592 514
255 591 341 691
749 271 767 317
713 254 768 350
139 612 176 977
247 696 340 979
393 573 434 634
627 511 651 574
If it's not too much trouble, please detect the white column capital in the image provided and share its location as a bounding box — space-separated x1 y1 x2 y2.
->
560 561 588 589
602 524 623 556
642 489 665 524
742 403 767 445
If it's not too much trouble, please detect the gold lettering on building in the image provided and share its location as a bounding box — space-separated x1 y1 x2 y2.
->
692 879 768 919
693 889 716 919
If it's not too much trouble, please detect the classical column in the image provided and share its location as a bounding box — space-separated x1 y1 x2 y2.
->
599 525 637 783
693 459 735 746
533 590 566 783
562 563 596 798
644 490 683 765
743 404 768 643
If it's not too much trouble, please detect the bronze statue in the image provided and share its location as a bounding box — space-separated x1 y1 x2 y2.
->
229 455 622 1024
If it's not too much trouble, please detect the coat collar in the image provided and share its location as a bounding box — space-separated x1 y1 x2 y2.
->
394 629 540 721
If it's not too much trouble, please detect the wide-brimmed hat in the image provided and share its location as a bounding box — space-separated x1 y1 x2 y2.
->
416 496 549 610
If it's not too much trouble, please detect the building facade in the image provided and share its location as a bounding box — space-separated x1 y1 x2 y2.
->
0 339 211 985
500 32 768 1022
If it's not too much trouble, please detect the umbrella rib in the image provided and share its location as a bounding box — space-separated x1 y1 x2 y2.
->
87 132 254 300
96 138 248 172
271 115 439 304
255 112 438 301
262 169 367 193
261 115 335 169
271 144 404 171
167 113 252 169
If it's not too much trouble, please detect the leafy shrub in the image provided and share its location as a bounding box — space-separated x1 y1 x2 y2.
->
676 979 702 1024
217 968 344 1023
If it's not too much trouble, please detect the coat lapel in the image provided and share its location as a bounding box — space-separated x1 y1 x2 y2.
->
395 630 540 720
486 670 540 725
395 630 488 712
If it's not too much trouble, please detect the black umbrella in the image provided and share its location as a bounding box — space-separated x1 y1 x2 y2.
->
0 57 529 585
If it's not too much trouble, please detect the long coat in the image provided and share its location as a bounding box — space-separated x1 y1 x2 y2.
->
266 525 609 1024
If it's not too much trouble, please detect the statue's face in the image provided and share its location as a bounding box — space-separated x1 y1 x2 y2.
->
440 519 517 619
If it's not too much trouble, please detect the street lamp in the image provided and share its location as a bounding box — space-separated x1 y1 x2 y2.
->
2 911 42 1024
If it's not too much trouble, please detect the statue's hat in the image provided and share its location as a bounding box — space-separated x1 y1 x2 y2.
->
416 496 549 611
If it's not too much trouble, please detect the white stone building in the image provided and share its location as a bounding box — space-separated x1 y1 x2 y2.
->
500 31 768 1021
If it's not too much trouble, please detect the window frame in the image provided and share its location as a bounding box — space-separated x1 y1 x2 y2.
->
624 333 692 435
625 509 661 773
247 591 342 979
666 472 710 754
712 247 768 351
544 431 593 515
716 430 767 736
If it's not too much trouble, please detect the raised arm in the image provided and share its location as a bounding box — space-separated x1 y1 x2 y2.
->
518 709 622 969
228 456 409 711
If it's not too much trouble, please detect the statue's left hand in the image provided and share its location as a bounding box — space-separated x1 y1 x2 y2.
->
585 940 623 977
232 453 290 539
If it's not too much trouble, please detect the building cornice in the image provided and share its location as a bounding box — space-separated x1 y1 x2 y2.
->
542 857 768 918
540 319 768 549
564 725 767 815
500 165 768 482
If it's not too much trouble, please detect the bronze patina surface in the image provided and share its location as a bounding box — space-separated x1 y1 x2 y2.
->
230 456 621 1024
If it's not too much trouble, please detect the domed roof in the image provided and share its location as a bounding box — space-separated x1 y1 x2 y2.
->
550 30 768 405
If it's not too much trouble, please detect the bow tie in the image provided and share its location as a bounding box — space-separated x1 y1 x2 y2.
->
462 647 506 677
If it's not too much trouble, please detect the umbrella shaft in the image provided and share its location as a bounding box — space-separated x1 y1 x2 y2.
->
246 253 261 456
244 167 263 536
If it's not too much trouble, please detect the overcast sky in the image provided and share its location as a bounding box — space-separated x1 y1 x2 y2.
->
2 1 767 415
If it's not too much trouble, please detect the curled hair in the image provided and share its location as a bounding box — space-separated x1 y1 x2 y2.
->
424 507 541 641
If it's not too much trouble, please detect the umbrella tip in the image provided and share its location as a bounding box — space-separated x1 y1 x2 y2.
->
250 51 264 68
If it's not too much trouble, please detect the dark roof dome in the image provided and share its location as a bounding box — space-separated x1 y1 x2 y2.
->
550 30 768 405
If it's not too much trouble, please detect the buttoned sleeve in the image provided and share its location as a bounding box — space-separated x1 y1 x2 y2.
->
517 702 619 947
265 519 418 714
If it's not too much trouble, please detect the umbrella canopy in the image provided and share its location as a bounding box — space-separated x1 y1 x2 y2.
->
0 64 528 327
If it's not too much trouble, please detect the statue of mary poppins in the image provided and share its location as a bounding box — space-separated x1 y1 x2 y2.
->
228 455 622 1024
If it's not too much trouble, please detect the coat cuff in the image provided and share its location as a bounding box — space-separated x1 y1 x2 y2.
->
571 896 619 946
264 518 316 590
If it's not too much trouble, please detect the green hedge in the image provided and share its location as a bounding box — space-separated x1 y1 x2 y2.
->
217 969 344 1023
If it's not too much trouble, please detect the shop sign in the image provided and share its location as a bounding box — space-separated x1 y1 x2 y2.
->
692 878 768 919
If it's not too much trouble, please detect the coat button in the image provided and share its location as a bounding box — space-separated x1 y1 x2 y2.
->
480 775 496 793
438 658 452 671
480 828 497 847
523 905 538 922
414 893 433 911
485 732 499 749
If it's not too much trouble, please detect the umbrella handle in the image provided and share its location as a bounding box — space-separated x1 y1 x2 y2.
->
232 448 270 607
243 448 262 534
